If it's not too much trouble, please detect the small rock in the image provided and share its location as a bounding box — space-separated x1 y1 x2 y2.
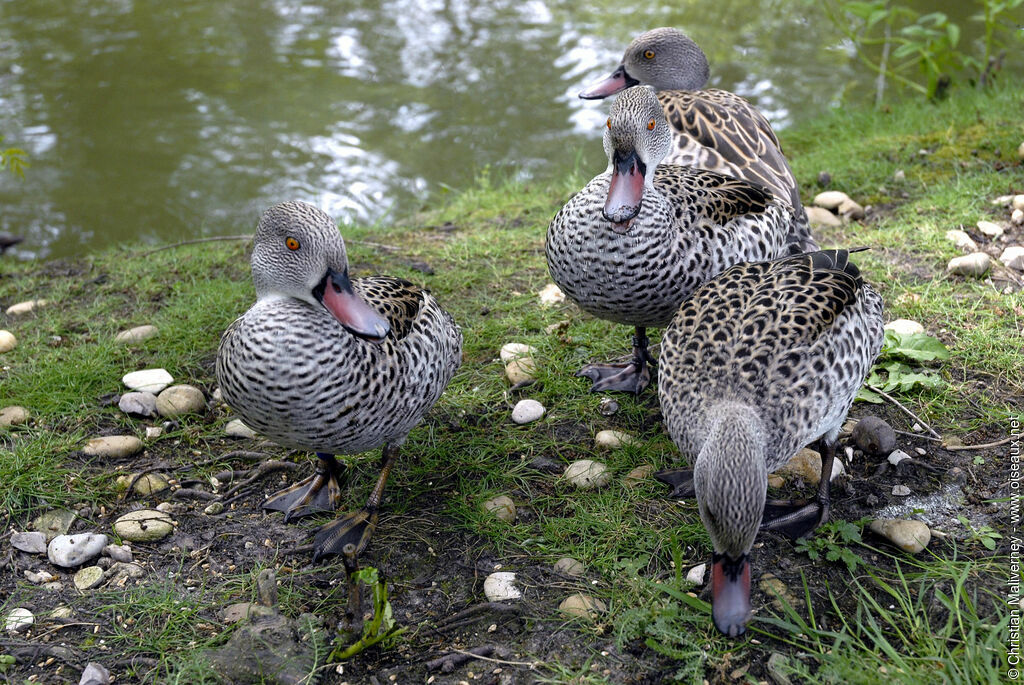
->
563 459 611 489
537 283 565 307
51 606 74 619
155 384 206 417
122 368 174 393
884 319 924 336
104 562 146 586
103 544 133 563
869 519 930 553
947 252 990 277
759 573 798 612
774 448 843 486
11 531 47 554
79 662 111 685
766 652 793 685
945 229 978 252
622 464 653 488
83 435 143 458
505 358 537 384
1018 141 1024 160
225 419 258 438
1014 194 1024 211
887 449 912 466
993 194 1015 206
221 602 274 624
1012 208 1024 226
911 422 923 432
73 566 106 591
511 399 545 424
544 320 570 335
1000 246 1024 271
598 397 618 416
816 171 831 187
686 563 706 585
553 557 585 576
480 495 516 522
113 509 174 542
805 206 842 228
812 190 850 210
0 405 31 427
155 501 175 513
114 325 159 344
118 392 157 417
499 343 538 364
204 501 225 516
0 330 17 353
558 593 606 618
5 607 33 633
767 474 785 488
483 572 522 602
24 569 57 584
48 533 109 568
915 447 926 456
594 429 635 449
838 198 865 220
893 169 905 182
145 426 163 439
32 509 77 540
131 472 169 496
852 416 896 457
891 484 911 496
976 220 1004 239
5 299 49 316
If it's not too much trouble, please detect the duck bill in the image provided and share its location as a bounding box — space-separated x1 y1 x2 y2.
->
313 268 390 343
711 553 752 638
579 65 639 99
603 149 646 233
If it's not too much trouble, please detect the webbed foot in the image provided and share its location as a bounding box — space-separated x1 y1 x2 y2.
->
263 454 344 522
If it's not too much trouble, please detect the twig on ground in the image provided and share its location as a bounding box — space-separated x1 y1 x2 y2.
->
217 460 300 500
867 385 942 440
428 601 520 634
892 428 941 442
944 436 1015 451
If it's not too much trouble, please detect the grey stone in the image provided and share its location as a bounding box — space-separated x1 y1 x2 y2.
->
887 449 912 466
892 484 912 496
1000 246 1024 271
79 661 111 685
12 531 47 554
480 495 516 522
5 607 33 632
155 384 206 417
976 220 1003 239
945 229 978 252
24 569 57 584
118 392 157 417
947 252 991 277
563 459 611 489
553 557 585 576
511 399 545 424
32 509 77 541
102 544 133 563
220 602 275 624
73 566 105 591
48 533 108 568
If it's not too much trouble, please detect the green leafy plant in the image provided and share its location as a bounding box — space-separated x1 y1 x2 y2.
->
330 567 405 660
794 519 867 573
0 136 28 178
957 514 1003 550
858 330 950 402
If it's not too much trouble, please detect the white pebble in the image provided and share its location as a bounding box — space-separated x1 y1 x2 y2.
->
887 449 912 466
123 368 174 393
511 399 545 424
869 518 930 553
483 572 521 602
5 607 34 632
505 358 536 384
893 169 905 181
944 229 978 252
976 220 1004 239
992 194 1015 206
113 510 174 542
145 426 163 439
0 330 16 353
812 190 850 210
0 405 30 427
1000 246 1024 271
946 252 991 277
1012 208 1024 225
225 419 258 438
118 392 157 417
891 484 911 496
915 447 927 456
499 343 538 364
83 435 143 458
805 206 842 228
553 557 584 576
558 593 606 618
155 385 206 417
686 563 707 585
114 325 159 344
103 544 133 563
1013 194 1024 212
5 299 48 316
838 198 865 220
47 533 109 568
24 569 57 584
204 501 225 516
563 459 611 489
884 319 924 336
480 495 516 522
537 283 565 307
594 429 635 449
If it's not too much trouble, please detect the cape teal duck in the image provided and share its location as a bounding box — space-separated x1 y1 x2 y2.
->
546 85 795 393
655 249 884 637
580 27 816 254
216 201 462 614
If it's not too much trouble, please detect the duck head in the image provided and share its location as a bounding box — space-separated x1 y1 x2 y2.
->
579 28 710 99
693 405 767 637
601 86 672 233
251 201 390 343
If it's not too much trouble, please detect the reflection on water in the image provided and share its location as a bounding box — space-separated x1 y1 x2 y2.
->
0 0 1019 258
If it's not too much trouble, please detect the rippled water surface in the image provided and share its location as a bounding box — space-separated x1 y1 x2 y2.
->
1 0 1020 258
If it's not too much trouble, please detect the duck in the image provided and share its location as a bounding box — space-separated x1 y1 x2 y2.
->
216 200 462 616
546 85 795 393
579 27 816 255
654 249 884 637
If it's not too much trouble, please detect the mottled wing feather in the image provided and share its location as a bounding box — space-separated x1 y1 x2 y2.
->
353 276 426 341
653 165 772 226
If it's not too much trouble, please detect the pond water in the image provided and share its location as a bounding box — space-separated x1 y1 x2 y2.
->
0 0 1020 259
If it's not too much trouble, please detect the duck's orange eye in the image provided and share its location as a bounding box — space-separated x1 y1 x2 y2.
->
285 237 300 251
643 50 655 59
647 118 656 130
606 118 611 129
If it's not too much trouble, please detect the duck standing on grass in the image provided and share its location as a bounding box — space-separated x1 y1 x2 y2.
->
655 249 884 637
216 200 462 621
546 85 794 393
579 27 816 254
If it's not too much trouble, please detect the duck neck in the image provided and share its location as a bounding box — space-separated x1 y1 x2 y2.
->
694 403 768 558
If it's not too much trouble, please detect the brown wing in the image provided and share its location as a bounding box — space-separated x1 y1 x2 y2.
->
653 165 773 227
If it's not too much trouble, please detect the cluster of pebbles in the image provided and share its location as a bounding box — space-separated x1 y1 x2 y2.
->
944 193 1024 282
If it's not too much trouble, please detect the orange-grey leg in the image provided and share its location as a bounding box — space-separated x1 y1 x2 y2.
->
263 453 345 522
577 327 656 394
760 440 836 539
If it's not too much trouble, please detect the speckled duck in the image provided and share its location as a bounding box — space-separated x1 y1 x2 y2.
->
579 27 816 254
216 201 462 605
655 249 884 637
546 85 795 393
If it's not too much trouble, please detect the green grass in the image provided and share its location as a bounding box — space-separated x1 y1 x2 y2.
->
1 81 1022 681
